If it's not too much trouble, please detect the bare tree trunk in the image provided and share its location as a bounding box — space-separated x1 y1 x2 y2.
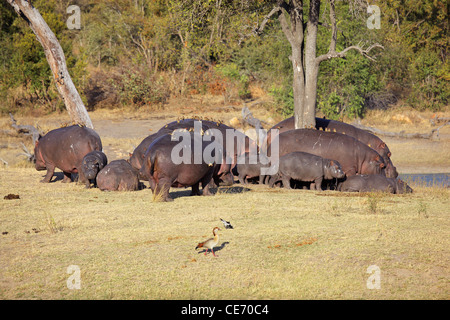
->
6 0 94 129
302 0 321 129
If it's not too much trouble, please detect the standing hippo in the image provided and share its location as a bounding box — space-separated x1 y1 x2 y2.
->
268 129 385 177
235 152 271 185
268 152 345 190
338 174 413 194
80 151 108 188
129 121 211 171
159 119 258 185
269 117 397 178
139 133 225 202
34 125 102 183
96 160 140 191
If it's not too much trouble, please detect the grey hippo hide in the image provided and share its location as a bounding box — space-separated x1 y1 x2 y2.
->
138 132 228 202
268 129 386 178
80 150 108 188
338 174 413 194
34 125 102 184
96 159 140 191
268 151 346 190
269 117 398 178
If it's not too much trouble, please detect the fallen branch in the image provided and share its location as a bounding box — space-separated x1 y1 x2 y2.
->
241 103 268 147
352 120 449 140
17 142 35 162
9 113 42 145
430 116 450 126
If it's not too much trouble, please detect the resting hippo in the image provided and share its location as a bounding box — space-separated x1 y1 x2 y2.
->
80 151 108 188
34 125 102 183
235 152 271 185
96 160 140 191
268 152 345 190
139 132 227 202
338 174 413 194
269 117 397 178
268 129 385 177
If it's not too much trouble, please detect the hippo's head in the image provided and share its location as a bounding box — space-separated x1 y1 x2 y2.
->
395 179 413 194
363 155 385 175
383 157 398 178
324 160 346 180
82 155 105 180
138 156 151 181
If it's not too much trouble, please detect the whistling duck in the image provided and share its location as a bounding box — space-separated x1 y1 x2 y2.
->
220 218 234 229
195 227 221 257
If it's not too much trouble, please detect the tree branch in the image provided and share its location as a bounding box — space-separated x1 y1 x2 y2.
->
316 0 383 65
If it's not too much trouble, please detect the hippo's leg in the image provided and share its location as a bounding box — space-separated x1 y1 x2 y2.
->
258 175 265 185
62 172 72 183
191 183 201 196
281 175 291 189
77 168 87 185
268 174 279 188
154 182 172 202
238 173 246 185
314 177 323 191
201 170 214 196
41 165 55 183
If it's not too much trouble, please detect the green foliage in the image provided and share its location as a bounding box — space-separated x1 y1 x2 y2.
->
112 68 168 107
0 0 447 115
269 84 294 117
318 52 381 119
215 63 251 99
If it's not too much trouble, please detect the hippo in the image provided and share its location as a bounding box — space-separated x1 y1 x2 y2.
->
338 174 413 194
268 129 385 177
129 121 211 171
235 152 271 185
268 152 345 190
80 151 108 188
268 117 398 178
96 160 140 191
139 132 227 202
131 118 257 186
34 125 102 183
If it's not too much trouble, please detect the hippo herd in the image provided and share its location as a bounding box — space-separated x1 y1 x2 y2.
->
32 116 413 201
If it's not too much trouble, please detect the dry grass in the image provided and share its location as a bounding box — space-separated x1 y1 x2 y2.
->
0 103 449 300
0 167 448 300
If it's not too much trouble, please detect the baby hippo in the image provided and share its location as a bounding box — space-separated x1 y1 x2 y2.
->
268 152 345 190
235 152 271 185
96 159 140 191
80 151 108 188
338 174 413 194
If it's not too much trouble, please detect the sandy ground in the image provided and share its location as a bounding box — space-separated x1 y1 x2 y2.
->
1 100 449 174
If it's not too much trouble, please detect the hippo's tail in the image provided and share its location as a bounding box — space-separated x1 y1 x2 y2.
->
149 150 158 176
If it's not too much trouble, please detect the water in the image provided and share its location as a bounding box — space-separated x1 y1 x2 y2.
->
398 173 449 187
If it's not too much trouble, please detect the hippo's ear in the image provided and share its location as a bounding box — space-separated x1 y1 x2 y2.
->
329 160 334 166
387 152 392 158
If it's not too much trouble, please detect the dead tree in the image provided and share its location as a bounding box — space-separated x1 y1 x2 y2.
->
6 0 93 129
9 113 42 146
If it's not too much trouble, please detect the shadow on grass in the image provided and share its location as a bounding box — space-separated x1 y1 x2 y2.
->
169 186 251 200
